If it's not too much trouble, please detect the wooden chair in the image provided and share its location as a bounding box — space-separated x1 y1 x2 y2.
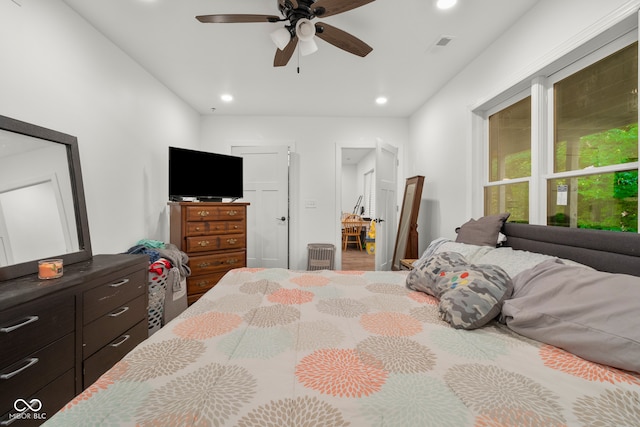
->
342 214 363 250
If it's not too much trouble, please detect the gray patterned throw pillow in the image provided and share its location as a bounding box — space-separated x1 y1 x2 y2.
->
407 252 513 329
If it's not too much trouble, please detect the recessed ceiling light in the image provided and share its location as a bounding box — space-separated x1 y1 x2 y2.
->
436 0 457 10
375 96 388 105
221 94 233 102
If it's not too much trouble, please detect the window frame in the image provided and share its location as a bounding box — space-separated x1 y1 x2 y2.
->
475 26 639 231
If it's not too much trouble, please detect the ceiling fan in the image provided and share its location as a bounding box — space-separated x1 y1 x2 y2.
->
196 0 375 67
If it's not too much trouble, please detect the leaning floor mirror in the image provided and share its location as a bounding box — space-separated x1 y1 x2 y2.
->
392 175 424 270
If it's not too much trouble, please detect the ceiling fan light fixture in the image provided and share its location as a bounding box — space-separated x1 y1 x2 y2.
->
299 39 318 56
270 27 291 50
295 18 316 42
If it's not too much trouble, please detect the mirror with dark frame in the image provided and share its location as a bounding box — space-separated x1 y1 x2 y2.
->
0 115 92 281
392 175 424 270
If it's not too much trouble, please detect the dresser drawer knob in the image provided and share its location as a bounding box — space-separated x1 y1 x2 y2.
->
227 238 238 244
108 306 130 317
109 278 130 288
110 334 131 348
227 210 238 216
196 281 210 288
197 210 210 217
0 316 39 333
198 240 210 247
0 358 39 380
197 262 211 269
227 258 239 265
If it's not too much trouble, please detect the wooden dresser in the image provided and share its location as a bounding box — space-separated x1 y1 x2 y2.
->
0 254 148 425
169 202 249 305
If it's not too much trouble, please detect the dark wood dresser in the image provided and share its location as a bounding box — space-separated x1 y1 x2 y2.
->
0 254 148 425
169 202 249 305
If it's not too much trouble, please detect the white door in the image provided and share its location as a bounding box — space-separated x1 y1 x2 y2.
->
231 146 289 268
374 143 398 271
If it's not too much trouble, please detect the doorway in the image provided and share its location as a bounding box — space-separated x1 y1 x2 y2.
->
341 148 375 270
336 143 398 271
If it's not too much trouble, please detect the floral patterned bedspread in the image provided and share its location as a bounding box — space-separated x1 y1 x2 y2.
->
46 268 640 426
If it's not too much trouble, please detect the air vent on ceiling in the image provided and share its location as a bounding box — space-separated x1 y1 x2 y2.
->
427 35 455 53
435 35 454 47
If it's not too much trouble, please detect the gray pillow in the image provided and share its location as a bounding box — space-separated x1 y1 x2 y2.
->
455 213 510 247
406 251 469 297
502 259 640 374
407 252 513 329
438 262 512 329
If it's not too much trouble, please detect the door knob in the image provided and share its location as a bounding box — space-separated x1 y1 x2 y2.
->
277 216 286 222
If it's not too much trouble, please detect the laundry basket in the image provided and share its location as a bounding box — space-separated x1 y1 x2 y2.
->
307 243 336 271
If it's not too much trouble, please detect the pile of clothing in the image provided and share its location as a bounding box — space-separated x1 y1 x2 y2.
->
125 239 190 334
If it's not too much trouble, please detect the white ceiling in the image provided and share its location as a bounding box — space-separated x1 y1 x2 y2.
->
61 0 538 118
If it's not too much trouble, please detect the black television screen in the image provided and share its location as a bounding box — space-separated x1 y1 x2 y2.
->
169 146 243 201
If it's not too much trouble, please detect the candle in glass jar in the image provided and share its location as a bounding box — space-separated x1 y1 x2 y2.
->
38 259 63 279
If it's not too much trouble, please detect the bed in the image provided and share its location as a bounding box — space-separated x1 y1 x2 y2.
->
44 222 640 426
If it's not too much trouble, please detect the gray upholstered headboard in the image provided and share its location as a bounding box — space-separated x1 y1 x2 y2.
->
502 223 640 276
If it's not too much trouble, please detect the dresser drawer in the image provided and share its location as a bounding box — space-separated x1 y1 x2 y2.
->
186 271 227 296
0 333 74 411
185 219 245 236
189 251 246 276
185 234 246 253
83 268 146 324
83 320 147 388
185 205 246 222
1 368 75 427
0 294 74 368
83 294 146 359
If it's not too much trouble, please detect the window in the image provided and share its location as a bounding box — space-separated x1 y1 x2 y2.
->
363 169 375 218
485 96 531 223
480 33 638 233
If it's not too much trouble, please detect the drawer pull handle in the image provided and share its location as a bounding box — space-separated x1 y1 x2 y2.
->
227 210 238 216
0 358 39 380
197 262 211 268
227 258 239 265
109 278 130 288
109 306 130 317
110 335 131 348
198 240 210 247
1 416 18 425
196 281 210 288
197 210 210 217
1 316 39 333
227 238 238 244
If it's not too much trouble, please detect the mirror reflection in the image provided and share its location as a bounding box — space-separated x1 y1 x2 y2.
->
0 129 79 267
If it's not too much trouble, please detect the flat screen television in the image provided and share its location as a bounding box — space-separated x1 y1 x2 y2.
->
169 146 243 201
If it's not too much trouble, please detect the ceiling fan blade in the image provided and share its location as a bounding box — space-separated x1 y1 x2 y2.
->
315 22 372 57
274 36 298 67
196 14 280 24
312 0 375 18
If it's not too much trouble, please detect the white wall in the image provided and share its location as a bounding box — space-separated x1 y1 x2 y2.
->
408 0 637 253
341 165 358 214
200 115 408 269
0 0 201 255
